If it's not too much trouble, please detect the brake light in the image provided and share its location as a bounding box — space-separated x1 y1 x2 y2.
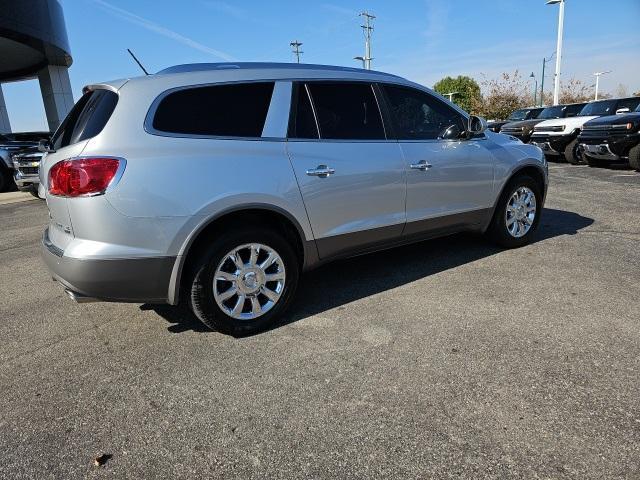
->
49 157 123 197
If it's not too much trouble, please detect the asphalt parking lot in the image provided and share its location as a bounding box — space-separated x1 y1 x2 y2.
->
1 163 639 479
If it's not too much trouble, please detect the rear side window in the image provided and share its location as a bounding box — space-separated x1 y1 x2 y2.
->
288 84 319 139
52 89 118 150
382 85 465 140
152 82 274 137
305 82 385 140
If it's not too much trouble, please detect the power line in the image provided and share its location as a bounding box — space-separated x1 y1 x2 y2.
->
357 11 375 70
290 40 303 63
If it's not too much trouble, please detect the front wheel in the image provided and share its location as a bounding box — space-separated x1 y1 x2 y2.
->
564 139 582 165
187 226 299 335
486 175 542 248
628 145 640 172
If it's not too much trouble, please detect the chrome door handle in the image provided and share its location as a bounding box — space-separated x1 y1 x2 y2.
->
306 165 335 178
410 160 432 171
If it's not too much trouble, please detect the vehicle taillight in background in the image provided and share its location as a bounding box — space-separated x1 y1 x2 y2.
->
49 157 124 197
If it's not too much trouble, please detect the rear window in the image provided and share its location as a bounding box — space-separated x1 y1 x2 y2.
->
52 89 118 150
152 82 275 137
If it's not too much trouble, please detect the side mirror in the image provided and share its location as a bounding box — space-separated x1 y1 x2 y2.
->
467 115 488 136
38 139 55 153
616 107 630 115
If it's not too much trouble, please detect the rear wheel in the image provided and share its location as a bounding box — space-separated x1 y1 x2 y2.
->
629 145 640 172
486 175 542 248
187 226 299 335
564 139 582 165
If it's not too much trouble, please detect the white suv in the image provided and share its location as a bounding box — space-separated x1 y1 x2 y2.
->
531 96 640 164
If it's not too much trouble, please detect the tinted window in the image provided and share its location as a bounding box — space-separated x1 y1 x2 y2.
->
152 82 274 137
383 85 465 140
306 82 385 140
508 109 529 121
579 100 617 116
565 103 586 117
617 97 640 112
52 89 118 150
538 105 563 119
288 84 318 139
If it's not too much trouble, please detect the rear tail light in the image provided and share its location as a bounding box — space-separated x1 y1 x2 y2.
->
49 157 124 197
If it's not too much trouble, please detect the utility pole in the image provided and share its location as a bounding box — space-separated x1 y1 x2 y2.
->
290 40 303 63
593 70 611 100
358 11 375 70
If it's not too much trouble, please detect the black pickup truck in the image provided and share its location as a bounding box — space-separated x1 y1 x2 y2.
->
0 131 50 192
500 102 586 144
488 107 544 133
578 103 640 170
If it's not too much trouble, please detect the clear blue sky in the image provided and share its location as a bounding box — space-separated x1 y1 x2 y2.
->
4 0 640 132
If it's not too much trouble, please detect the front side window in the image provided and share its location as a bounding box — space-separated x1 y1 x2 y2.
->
305 82 385 140
152 82 275 137
579 100 616 116
383 85 465 140
617 97 640 112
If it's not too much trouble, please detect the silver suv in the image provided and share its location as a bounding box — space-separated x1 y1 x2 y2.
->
41 63 548 335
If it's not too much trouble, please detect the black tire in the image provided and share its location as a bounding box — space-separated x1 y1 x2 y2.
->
486 174 543 248
29 188 40 199
629 145 640 172
0 167 10 192
186 225 299 336
564 139 582 165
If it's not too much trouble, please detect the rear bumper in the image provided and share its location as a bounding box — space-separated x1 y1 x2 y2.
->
42 227 175 303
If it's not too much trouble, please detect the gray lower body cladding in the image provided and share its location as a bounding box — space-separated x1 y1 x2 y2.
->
42 228 175 303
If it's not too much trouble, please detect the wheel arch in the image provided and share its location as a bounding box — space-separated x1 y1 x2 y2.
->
167 204 318 305
483 163 547 233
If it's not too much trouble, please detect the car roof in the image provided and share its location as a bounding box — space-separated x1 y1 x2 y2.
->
157 62 403 79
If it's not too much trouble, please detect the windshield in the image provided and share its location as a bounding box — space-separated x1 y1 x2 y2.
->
538 106 564 119
579 100 616 116
508 109 530 121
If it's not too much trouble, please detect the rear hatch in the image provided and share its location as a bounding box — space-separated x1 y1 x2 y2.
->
42 88 119 251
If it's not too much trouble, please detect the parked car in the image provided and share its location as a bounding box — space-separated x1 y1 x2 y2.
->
40 63 548 335
13 150 44 197
500 102 586 144
488 107 545 133
0 131 50 192
531 96 640 164
578 102 640 170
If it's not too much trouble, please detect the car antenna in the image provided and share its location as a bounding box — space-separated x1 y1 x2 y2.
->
127 48 150 76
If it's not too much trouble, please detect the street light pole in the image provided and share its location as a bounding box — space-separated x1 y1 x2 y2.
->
530 72 538 106
546 0 565 106
593 70 612 100
540 53 554 107
443 92 458 102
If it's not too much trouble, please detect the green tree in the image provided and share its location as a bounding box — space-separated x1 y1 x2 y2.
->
433 75 481 113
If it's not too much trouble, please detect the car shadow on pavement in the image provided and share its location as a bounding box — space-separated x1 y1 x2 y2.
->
146 208 593 335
